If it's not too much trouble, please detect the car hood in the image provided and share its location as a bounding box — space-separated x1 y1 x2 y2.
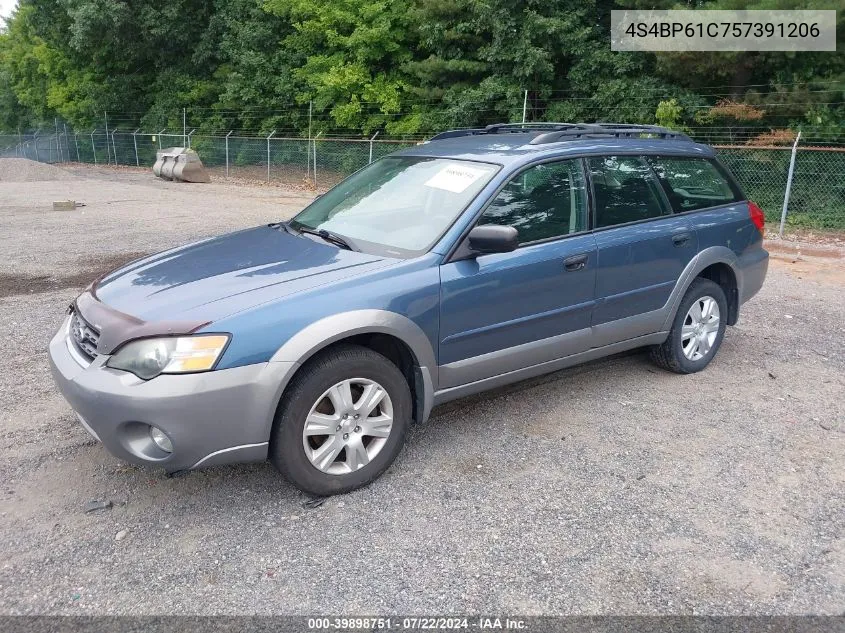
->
93 225 392 322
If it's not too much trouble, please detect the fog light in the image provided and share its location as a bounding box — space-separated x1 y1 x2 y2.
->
149 426 173 453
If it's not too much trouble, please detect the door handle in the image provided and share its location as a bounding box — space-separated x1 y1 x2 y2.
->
563 254 588 271
672 232 692 246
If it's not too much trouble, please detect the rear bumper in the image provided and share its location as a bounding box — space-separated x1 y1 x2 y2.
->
738 248 769 304
49 316 297 471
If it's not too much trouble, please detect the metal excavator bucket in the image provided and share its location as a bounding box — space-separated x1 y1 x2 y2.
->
152 147 211 183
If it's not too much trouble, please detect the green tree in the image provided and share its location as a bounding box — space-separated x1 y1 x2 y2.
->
263 0 415 134
0 0 842 144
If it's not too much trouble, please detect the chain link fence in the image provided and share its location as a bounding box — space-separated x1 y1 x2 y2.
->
2 130 843 230
716 146 845 231
1 131 419 192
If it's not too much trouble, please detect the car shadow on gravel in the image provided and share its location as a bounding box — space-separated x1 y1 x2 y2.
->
0 251 151 298
89 349 654 505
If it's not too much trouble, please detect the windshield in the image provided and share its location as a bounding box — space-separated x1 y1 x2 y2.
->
290 157 499 257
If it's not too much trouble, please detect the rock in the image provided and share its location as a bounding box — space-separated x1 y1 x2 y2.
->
83 500 112 513
114 529 128 541
302 497 326 509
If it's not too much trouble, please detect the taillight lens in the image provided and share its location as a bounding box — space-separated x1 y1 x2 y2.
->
748 201 765 235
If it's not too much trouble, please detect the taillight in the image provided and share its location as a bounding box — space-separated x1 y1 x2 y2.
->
748 201 765 235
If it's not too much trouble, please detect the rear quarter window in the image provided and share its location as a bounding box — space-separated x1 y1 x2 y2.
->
647 156 741 213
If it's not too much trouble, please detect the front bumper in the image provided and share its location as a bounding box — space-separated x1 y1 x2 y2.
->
48 316 297 472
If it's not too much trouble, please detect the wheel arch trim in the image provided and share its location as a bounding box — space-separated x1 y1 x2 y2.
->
661 246 740 331
269 310 437 423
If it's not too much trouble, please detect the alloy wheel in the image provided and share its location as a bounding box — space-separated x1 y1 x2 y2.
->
681 295 721 361
301 378 394 475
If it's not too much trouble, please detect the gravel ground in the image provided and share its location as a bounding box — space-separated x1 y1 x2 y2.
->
0 166 843 615
0 158 75 182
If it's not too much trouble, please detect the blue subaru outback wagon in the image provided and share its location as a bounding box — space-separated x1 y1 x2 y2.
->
49 123 769 495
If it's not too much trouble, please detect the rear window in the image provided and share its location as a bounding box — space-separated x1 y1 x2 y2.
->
647 156 740 212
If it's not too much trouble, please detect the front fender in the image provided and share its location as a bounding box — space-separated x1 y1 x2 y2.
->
269 309 438 423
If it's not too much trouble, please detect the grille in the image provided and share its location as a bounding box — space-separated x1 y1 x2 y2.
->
69 311 100 361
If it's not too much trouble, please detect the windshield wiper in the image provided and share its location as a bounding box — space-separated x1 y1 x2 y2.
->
297 226 356 251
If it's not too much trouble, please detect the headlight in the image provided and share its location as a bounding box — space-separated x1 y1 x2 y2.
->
106 335 230 380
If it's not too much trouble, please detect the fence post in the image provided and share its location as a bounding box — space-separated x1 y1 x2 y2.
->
183 108 187 147
111 129 118 165
313 132 322 188
779 131 802 237
73 133 80 162
158 128 166 151
225 130 233 177
55 118 62 162
33 132 39 162
266 130 277 182
307 101 313 178
369 131 379 164
187 129 196 149
91 130 97 165
104 112 111 165
522 89 528 123
132 128 140 166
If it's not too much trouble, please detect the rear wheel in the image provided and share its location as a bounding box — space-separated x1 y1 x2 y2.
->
650 278 727 374
270 344 411 496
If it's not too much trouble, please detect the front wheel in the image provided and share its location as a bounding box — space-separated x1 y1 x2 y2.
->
270 344 411 496
650 278 728 374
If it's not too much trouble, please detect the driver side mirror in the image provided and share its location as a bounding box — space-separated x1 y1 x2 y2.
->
467 225 519 255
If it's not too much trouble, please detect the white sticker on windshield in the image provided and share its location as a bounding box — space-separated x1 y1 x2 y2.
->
424 164 488 193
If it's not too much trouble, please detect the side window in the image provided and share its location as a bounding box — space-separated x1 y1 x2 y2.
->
588 156 669 228
478 159 588 243
647 156 741 212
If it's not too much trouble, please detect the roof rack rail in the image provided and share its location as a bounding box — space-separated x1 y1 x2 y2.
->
529 123 691 144
427 122 691 143
429 122 581 142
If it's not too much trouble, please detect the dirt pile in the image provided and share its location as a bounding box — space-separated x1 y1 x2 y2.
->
0 158 75 182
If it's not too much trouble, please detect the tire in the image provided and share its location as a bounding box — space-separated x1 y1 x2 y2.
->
650 278 728 374
269 344 411 496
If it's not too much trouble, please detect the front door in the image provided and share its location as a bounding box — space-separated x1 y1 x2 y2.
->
438 158 598 389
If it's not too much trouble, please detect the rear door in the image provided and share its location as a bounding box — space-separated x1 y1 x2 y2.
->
438 158 597 389
588 155 698 345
